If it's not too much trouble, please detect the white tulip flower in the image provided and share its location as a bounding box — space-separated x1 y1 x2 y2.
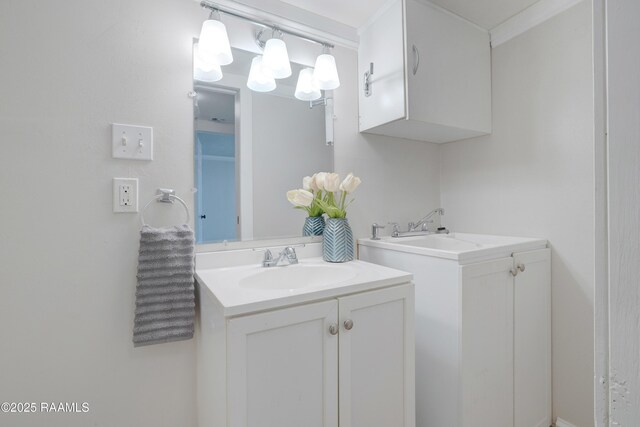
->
324 173 341 192
315 172 327 191
339 173 362 193
286 189 314 207
303 175 318 192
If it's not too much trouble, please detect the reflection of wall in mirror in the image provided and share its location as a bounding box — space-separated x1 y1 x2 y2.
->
252 92 332 240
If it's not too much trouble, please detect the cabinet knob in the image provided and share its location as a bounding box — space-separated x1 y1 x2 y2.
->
329 323 339 335
510 263 526 276
344 319 354 331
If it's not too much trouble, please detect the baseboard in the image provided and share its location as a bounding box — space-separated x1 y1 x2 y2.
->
556 417 579 427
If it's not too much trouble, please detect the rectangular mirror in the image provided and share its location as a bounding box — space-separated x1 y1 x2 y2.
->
193 47 334 245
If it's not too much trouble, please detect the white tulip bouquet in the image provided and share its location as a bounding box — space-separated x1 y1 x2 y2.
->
287 172 362 219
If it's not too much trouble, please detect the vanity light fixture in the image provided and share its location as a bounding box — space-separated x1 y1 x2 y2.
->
193 43 223 82
294 68 321 101
197 10 233 66
198 1 340 97
313 46 340 90
247 55 276 92
261 29 292 79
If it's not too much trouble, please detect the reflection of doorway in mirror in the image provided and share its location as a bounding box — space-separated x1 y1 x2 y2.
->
194 88 240 244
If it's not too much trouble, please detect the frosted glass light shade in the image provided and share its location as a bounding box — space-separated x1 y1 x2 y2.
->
312 53 340 90
194 63 223 82
198 19 233 65
262 38 291 79
193 44 223 82
295 68 321 101
247 55 276 92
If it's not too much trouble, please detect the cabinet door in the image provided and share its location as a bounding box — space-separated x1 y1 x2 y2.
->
460 258 514 427
513 249 551 427
227 300 338 427
338 283 415 427
405 0 491 133
358 0 406 131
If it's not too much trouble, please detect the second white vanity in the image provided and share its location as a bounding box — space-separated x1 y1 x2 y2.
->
195 243 415 427
359 233 551 427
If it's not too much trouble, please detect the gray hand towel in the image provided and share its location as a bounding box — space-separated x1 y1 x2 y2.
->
133 224 195 347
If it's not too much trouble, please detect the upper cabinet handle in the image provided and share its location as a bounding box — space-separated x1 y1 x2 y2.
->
364 62 374 97
412 44 420 76
517 263 526 273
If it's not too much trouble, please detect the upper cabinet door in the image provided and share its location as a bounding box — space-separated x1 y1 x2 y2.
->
405 0 492 134
358 0 406 132
338 283 415 427
513 249 551 427
227 300 339 427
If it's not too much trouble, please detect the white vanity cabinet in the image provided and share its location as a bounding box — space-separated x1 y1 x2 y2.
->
197 280 415 427
358 235 550 427
358 0 491 143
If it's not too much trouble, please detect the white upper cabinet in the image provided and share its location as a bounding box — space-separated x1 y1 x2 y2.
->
358 0 492 143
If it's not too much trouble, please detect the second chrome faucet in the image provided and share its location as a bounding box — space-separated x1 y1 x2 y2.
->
372 208 449 239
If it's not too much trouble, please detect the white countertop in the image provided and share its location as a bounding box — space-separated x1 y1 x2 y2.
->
196 256 413 317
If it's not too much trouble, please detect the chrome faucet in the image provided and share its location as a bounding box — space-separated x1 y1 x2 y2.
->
408 208 445 232
389 208 449 238
262 246 299 267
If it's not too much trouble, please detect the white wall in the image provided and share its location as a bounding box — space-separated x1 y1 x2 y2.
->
605 0 640 424
0 1 205 426
439 2 595 426
0 1 440 426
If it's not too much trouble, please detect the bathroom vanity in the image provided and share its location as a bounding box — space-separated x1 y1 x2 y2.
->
195 243 415 427
359 233 551 427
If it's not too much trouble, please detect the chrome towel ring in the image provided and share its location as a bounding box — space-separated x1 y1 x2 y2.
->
140 188 190 226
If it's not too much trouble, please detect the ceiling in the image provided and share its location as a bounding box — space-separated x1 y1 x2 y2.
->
278 0 541 30
279 0 391 28
429 0 541 29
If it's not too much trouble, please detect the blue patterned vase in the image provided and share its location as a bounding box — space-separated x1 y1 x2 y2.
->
322 218 354 263
303 216 325 236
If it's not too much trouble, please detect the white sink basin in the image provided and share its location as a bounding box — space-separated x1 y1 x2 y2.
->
239 264 356 290
399 234 483 251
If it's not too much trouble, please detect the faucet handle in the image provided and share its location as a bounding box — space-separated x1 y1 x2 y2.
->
387 222 401 237
263 249 273 261
283 246 298 264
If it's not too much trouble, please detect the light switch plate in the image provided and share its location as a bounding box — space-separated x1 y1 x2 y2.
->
112 123 153 160
113 178 139 213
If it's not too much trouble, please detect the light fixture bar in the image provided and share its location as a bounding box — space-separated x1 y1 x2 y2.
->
200 1 335 49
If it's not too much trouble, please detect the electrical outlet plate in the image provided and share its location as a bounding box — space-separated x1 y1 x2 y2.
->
113 178 138 213
112 123 153 160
